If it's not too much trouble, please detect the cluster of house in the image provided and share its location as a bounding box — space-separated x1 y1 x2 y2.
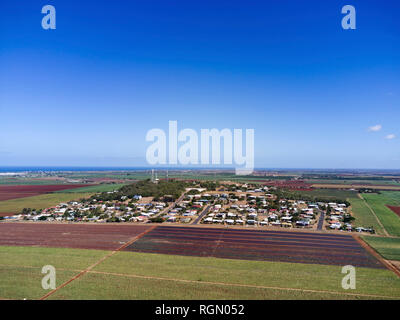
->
7 193 168 223
2 181 375 234
326 202 352 230
200 196 321 228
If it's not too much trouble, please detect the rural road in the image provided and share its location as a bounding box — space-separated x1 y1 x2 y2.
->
317 211 325 230
192 205 212 225
153 192 187 218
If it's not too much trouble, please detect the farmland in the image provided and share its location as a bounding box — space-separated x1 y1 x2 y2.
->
312 184 400 191
305 179 400 186
362 236 400 261
1 244 400 300
0 183 126 215
362 192 400 237
125 226 384 269
54 183 127 193
1 171 400 300
0 193 93 215
285 189 358 201
0 223 152 250
387 205 400 217
349 196 385 236
0 184 92 201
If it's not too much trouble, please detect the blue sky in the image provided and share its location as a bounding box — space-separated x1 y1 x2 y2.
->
0 0 399 168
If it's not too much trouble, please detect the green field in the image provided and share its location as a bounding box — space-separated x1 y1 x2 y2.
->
362 236 400 261
306 179 400 186
350 196 385 235
0 193 93 214
0 178 66 185
362 192 400 237
0 246 107 300
291 189 358 200
54 184 127 193
1 246 399 300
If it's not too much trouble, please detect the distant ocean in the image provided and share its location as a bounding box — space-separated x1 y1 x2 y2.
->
0 166 234 173
0 167 399 174
0 167 153 173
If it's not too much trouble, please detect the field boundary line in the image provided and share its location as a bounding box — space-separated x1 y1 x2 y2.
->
210 228 225 256
358 193 389 237
87 270 398 299
39 225 157 300
353 235 400 278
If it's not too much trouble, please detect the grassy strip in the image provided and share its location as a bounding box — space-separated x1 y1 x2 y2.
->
362 236 400 261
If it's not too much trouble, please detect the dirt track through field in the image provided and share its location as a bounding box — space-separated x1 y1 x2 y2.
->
358 194 389 236
39 225 157 300
86 270 397 299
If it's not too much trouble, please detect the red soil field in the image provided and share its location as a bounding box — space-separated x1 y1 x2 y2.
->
248 180 313 191
0 184 94 201
125 226 385 269
386 205 400 218
0 223 152 250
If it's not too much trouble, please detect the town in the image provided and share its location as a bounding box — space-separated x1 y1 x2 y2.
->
3 179 374 234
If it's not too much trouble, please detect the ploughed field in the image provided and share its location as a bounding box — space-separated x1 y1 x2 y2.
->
0 223 152 250
387 205 400 218
124 226 385 269
0 223 386 269
0 184 93 201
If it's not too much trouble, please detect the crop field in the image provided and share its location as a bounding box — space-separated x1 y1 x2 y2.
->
0 193 93 215
362 192 400 237
254 180 313 190
0 178 67 185
0 223 152 250
305 179 400 186
312 184 400 191
0 223 398 300
1 245 400 300
124 226 384 269
0 184 92 201
387 205 400 218
290 189 358 200
350 196 385 235
54 183 127 193
362 236 400 261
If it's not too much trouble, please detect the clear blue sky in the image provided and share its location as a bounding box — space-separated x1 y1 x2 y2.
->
0 0 399 168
